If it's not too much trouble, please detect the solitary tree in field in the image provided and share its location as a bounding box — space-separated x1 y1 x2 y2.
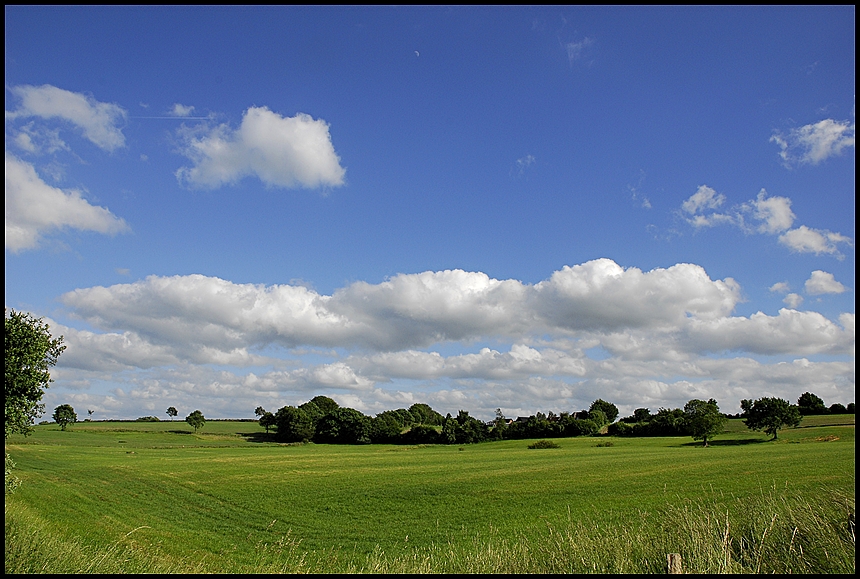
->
185 410 205 433
52 404 77 431
741 397 801 440
166 406 178 421
683 398 726 447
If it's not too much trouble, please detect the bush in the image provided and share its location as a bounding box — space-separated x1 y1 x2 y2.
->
527 439 560 449
135 416 160 422
607 421 633 436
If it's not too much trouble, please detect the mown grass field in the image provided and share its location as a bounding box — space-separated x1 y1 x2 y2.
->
5 416 855 573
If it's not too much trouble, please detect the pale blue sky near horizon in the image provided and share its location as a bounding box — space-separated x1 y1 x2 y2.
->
5 6 854 421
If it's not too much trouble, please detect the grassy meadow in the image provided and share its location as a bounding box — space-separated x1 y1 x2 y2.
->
5 416 855 573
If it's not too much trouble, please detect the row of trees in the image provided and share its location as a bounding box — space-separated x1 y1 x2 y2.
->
255 394 824 447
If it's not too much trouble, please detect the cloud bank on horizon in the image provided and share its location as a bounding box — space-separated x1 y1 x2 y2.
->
4 6 854 420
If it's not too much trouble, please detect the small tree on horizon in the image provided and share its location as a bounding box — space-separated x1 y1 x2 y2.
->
185 410 205 433
797 392 827 415
166 406 178 421
52 404 77 431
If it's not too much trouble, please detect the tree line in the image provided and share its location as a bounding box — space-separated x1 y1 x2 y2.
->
246 391 853 448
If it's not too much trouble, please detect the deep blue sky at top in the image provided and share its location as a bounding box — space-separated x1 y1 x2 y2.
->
7 6 852 303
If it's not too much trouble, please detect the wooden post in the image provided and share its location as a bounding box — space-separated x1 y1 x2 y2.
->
667 553 683 574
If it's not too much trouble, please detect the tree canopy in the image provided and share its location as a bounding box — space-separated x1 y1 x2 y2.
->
5 309 66 438
185 410 205 432
797 392 827 415
589 399 619 424
683 398 726 447
741 397 801 440
52 404 77 431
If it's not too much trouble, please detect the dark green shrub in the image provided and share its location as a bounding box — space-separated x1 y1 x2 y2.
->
527 439 560 449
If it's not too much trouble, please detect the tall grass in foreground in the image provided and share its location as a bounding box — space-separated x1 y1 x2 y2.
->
6 487 853 573
359 488 854 574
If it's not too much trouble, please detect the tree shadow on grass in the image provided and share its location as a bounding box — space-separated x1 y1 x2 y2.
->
166 430 195 435
681 437 769 447
240 431 279 443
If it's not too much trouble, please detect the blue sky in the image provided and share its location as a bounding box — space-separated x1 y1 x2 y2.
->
5 6 854 421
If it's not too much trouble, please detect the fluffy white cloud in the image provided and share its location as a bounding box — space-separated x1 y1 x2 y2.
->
7 84 127 151
680 186 853 257
771 118 855 166
169 103 195 117
684 309 853 356
174 106 346 189
48 260 854 419
60 260 742 354
778 225 853 257
804 270 848 295
783 293 804 308
747 189 794 233
5 153 130 252
682 185 726 218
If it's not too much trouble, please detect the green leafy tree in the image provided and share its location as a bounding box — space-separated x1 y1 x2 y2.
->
491 408 508 440
589 399 619 424
259 411 276 434
166 406 178 421
5 309 66 438
683 398 727 447
52 404 77 431
369 412 403 443
308 395 339 415
254 406 267 418
409 403 444 425
797 392 827 415
440 414 458 444
185 410 205 432
275 406 316 442
740 397 801 440
314 407 371 444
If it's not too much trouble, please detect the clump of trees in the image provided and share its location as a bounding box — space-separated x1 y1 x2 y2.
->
255 389 857 448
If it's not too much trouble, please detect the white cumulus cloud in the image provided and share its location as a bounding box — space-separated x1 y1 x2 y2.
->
5 153 130 252
771 117 855 166
680 186 853 257
778 225 853 257
174 106 346 190
7 84 127 152
804 270 848 295
783 293 804 308
747 189 795 234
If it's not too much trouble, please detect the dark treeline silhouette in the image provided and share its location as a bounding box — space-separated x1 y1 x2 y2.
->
255 393 854 446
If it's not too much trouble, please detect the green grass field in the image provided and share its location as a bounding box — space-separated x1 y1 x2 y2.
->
5 417 855 573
